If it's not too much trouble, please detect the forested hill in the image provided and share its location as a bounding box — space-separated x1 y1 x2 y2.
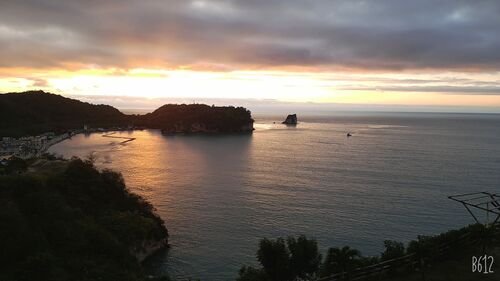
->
0 91 254 137
0 157 169 281
139 104 254 134
0 91 128 137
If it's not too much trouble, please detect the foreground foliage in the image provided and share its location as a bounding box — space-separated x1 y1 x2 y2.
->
238 224 500 281
238 235 322 281
0 158 169 281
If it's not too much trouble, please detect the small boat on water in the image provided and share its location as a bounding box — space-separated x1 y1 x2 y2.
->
347 132 352 137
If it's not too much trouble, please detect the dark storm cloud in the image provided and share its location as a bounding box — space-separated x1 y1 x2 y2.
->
1 0 500 70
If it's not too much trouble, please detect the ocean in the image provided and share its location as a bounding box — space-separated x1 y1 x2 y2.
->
48 112 500 280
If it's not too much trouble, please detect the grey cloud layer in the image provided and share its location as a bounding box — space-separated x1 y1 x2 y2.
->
1 0 500 70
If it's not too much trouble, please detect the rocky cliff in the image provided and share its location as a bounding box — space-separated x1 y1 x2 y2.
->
133 237 169 262
282 114 298 125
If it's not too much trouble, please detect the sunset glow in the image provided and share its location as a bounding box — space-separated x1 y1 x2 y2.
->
2 67 500 108
2 1 500 110
3 2 500 280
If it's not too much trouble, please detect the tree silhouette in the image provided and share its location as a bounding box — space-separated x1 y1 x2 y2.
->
239 235 321 281
287 235 322 280
321 246 361 279
236 266 269 281
381 240 405 261
470 224 499 253
257 238 291 281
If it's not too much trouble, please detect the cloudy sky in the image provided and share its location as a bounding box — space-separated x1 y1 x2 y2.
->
1 0 500 111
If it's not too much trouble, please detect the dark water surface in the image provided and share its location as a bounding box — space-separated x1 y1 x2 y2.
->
49 113 500 280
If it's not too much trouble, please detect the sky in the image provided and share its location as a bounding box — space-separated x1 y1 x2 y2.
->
1 0 500 112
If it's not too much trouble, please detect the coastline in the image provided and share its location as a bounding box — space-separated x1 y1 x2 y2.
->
1 128 141 160
1 131 75 160
2 123 254 161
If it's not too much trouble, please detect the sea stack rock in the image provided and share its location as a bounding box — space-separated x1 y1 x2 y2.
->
282 114 298 125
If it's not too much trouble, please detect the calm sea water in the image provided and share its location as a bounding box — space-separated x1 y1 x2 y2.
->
49 113 500 281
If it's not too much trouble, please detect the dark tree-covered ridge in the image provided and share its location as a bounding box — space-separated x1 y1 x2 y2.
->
0 91 254 137
0 91 128 137
0 157 169 281
139 104 254 134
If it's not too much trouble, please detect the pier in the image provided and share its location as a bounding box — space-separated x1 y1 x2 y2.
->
102 132 136 144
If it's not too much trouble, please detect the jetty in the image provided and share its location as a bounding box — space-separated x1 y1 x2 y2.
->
102 132 136 144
